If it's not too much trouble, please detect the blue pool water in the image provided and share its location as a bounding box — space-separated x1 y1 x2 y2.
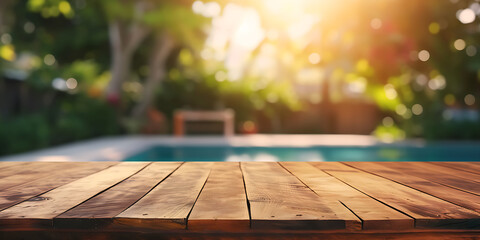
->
124 144 480 162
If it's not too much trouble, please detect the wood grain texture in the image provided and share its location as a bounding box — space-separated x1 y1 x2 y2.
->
0 162 90 191
420 162 480 182
432 162 480 175
312 162 480 229
0 162 117 211
280 162 413 230
376 162 480 196
345 162 480 213
0 161 22 168
0 162 149 229
188 162 250 231
55 162 182 229
0 161 479 234
114 162 213 230
0 162 34 178
241 162 360 230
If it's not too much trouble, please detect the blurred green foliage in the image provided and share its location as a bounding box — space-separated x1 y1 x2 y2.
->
0 114 50 155
0 94 118 155
51 94 119 144
321 1 480 140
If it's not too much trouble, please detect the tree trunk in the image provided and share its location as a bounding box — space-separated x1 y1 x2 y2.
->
132 32 175 118
106 47 133 99
105 1 151 99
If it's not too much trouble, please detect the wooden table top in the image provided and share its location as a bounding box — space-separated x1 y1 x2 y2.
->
0 161 479 238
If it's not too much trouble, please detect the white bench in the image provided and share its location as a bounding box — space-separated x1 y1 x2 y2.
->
173 109 235 136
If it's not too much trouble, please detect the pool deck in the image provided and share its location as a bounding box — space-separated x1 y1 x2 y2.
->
0 135 422 162
1 161 480 239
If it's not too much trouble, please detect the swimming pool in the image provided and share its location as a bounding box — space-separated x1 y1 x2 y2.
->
124 144 480 162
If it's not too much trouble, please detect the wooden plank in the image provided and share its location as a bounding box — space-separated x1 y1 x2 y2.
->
0 162 38 179
0 161 28 167
0 161 21 168
308 162 356 172
312 162 480 229
0 162 90 190
114 162 213 230
346 162 480 213
0 162 32 175
0 162 117 211
280 162 413 230
0 162 149 230
55 162 182 229
432 162 480 175
188 162 250 231
420 163 480 182
241 162 360 230
377 162 480 196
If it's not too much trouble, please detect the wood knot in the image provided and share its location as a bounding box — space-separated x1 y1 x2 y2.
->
29 196 50 201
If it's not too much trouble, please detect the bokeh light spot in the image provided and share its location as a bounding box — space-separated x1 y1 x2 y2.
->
44 54 56 65
308 53 321 64
395 104 407 115
24 22 35 34
382 117 394 127
444 94 456 106
466 45 477 56
454 39 466 50
384 84 398 100
428 22 440 34
418 50 430 62
243 121 256 133
58 1 72 15
370 18 382 29
0 45 16 61
192 1 204 14
66 78 78 90
0 33 12 44
458 8 476 24
428 75 446 90
412 104 423 115
465 94 476 106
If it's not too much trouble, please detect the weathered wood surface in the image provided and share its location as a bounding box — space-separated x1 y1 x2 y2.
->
188 162 250 231
0 162 117 211
432 162 480 175
55 162 182 229
280 162 413 230
115 162 213 230
0 162 36 178
345 162 480 213
0 161 479 237
312 162 480 229
372 162 480 196
0 162 148 229
241 162 360 230
0 162 92 191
